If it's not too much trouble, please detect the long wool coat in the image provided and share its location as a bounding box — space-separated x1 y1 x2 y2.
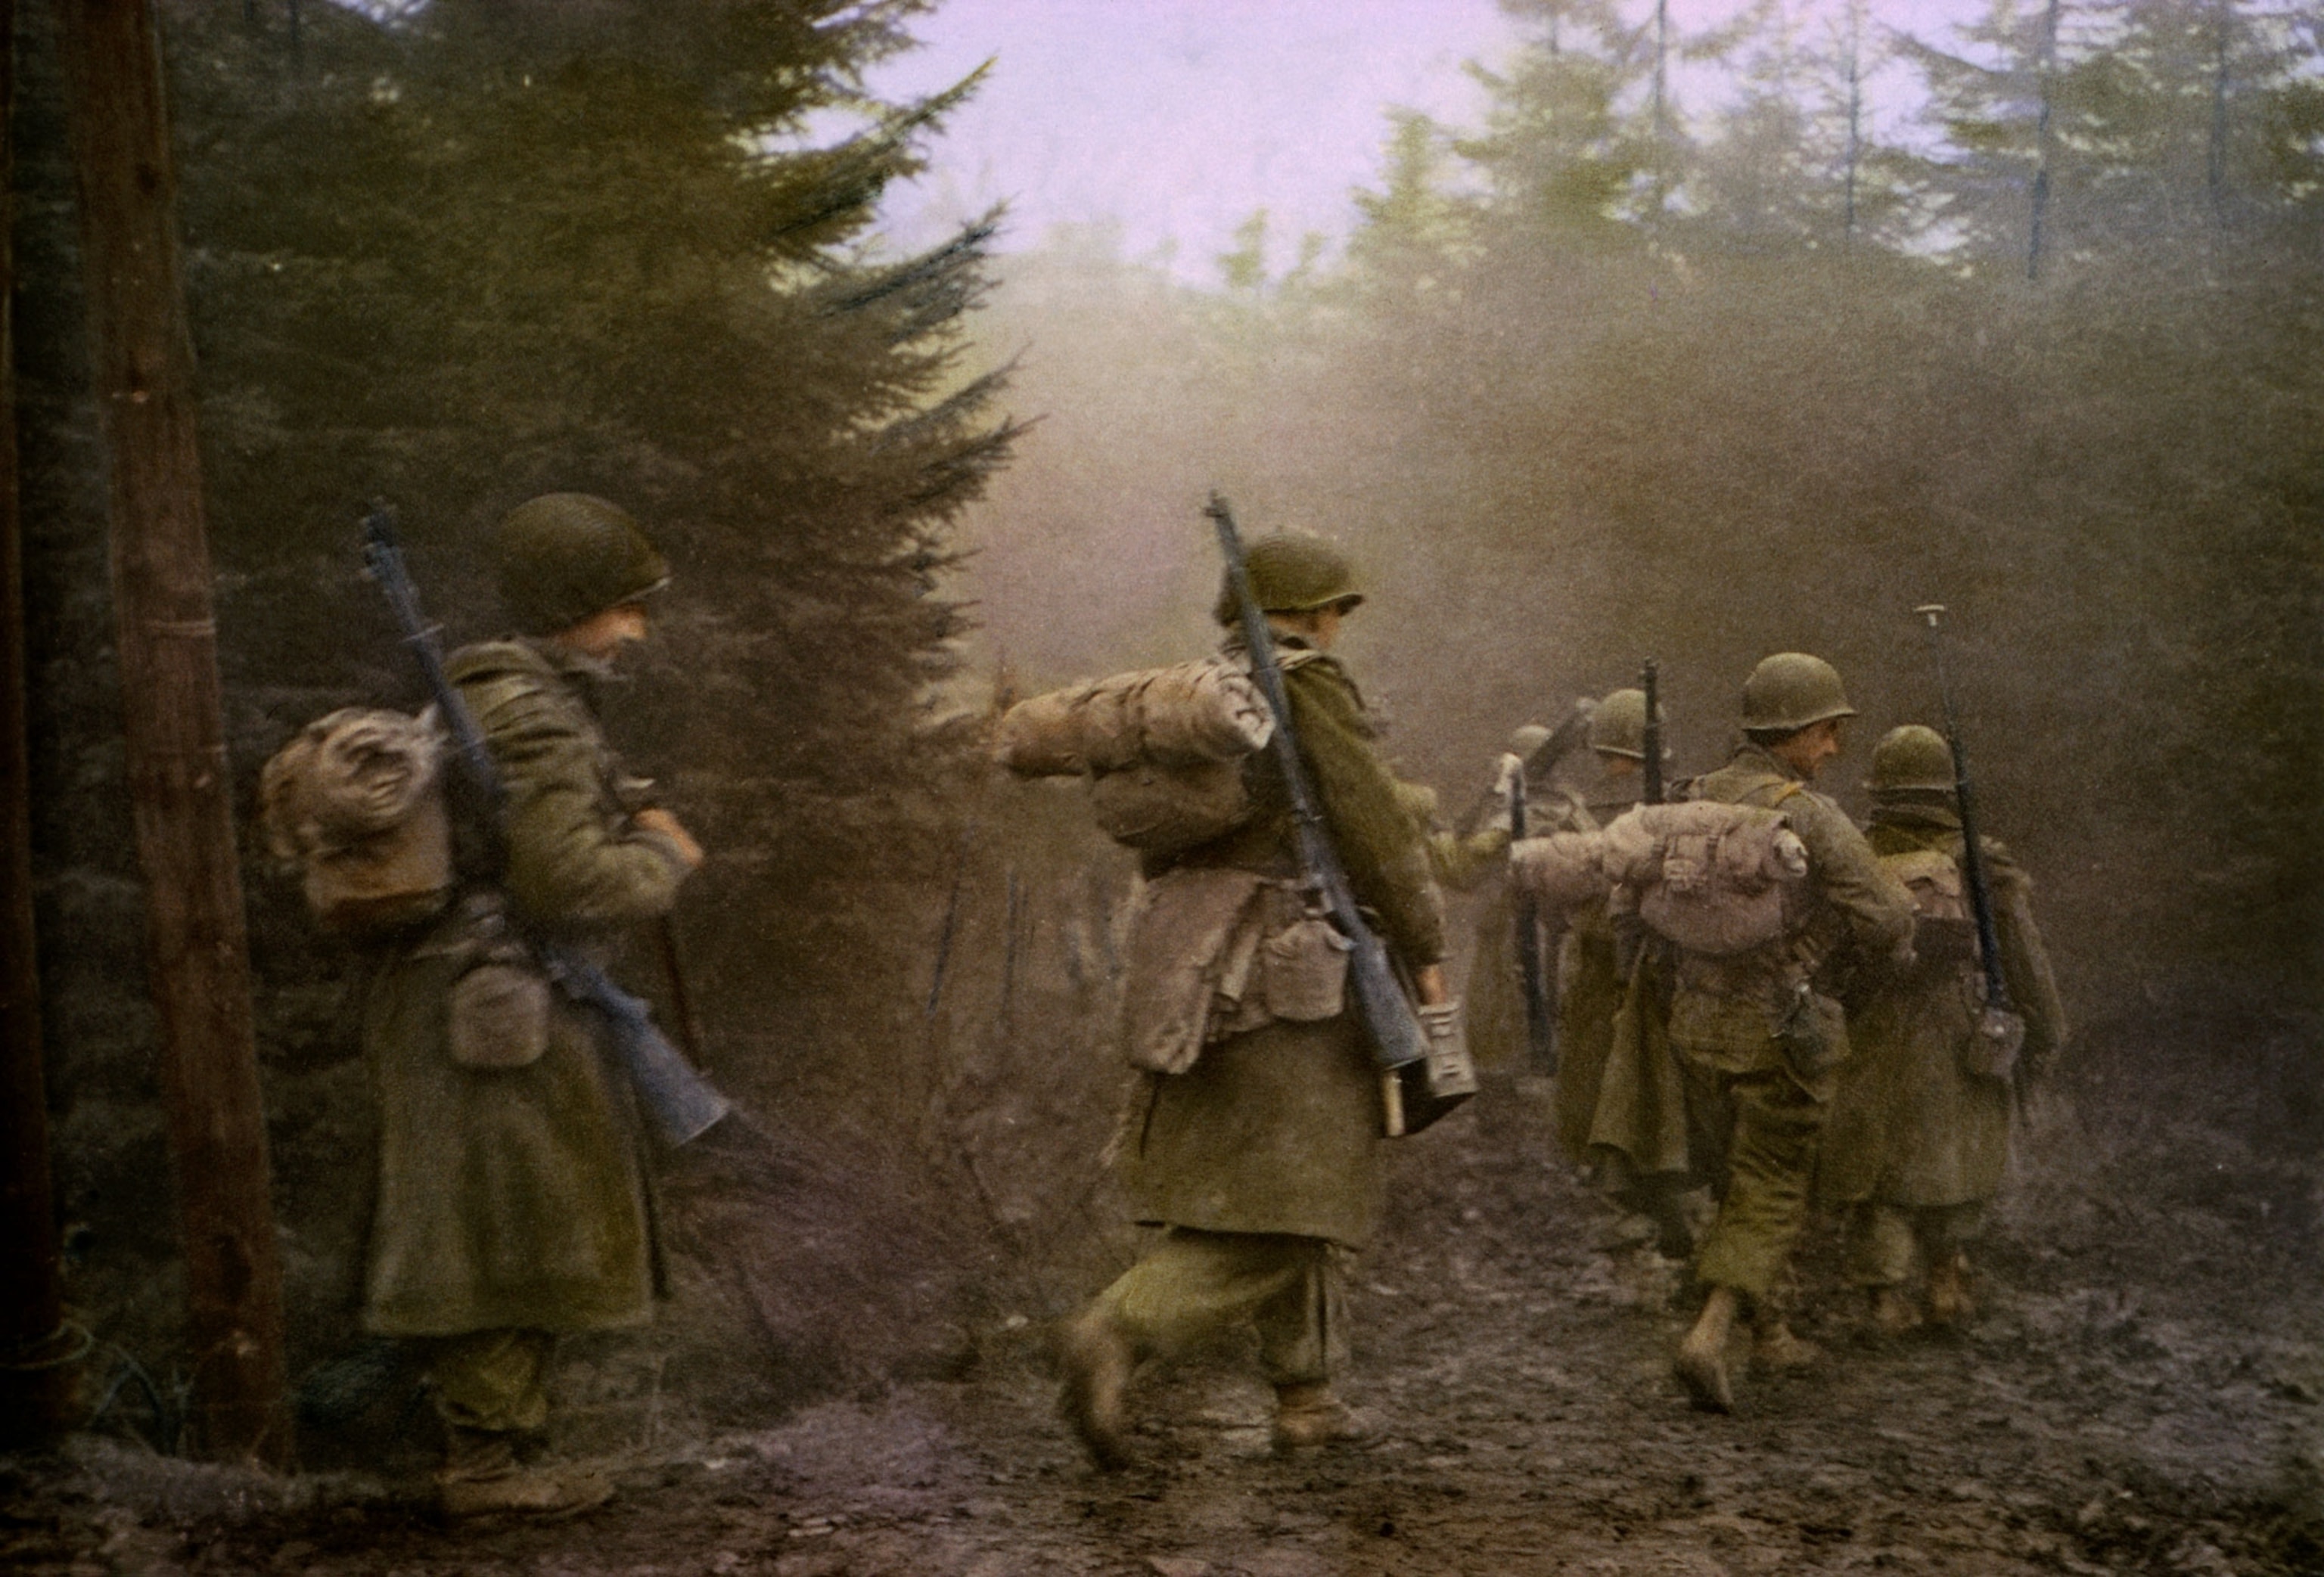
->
1119 637 1446 1252
1819 803 2068 1209
360 639 691 1337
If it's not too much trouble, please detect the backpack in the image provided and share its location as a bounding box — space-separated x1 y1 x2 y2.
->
996 655 1283 857
259 707 455 934
1599 799 1810 956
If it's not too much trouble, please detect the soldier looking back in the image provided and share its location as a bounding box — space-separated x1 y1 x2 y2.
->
1667 654 1915 1413
360 495 704 1520
1819 725 2067 1333
1056 534 1448 1468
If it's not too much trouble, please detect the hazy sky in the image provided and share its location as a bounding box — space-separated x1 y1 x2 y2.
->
870 0 1990 278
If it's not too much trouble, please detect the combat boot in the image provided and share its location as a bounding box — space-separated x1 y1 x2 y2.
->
1750 1302 1824 1371
1271 1383 1375 1451
1926 1252 1978 1327
1675 1284 1739 1414
436 1428 613 1523
1055 1309 1137 1471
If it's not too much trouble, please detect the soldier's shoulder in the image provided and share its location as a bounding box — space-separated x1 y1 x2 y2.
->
448 641 584 733
1280 648 1365 712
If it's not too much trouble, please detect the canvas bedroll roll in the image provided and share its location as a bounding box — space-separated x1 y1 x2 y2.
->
259 707 453 933
993 657 1273 778
1509 828 1612 914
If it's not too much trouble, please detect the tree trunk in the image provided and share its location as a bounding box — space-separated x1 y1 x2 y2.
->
0 0 78 1453
2027 0 2063 280
54 0 287 1464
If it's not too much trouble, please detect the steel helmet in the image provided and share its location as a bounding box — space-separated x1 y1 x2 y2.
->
1869 724 1956 793
1213 533 1363 626
1741 653 1856 734
1588 688 1655 759
496 493 670 637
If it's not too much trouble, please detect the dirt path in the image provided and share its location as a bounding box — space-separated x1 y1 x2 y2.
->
6 1088 2319 1576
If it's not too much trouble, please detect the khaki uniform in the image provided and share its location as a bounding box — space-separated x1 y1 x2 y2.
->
1421 779 1575 1073
362 638 691 1426
1820 802 2066 1286
1098 635 1445 1383
1666 746 1914 1299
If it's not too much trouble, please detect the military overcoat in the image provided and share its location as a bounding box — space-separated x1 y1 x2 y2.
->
1819 803 2067 1209
360 638 691 1337
1119 637 1445 1252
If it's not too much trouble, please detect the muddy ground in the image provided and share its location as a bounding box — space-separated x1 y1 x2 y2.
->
5 1072 2320 1577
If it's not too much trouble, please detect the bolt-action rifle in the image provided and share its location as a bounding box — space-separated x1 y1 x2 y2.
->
1913 604 2026 1084
1508 756 1558 1075
1207 493 1474 1137
362 506 731 1146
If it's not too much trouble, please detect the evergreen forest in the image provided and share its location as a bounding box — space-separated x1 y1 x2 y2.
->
10 0 2320 1531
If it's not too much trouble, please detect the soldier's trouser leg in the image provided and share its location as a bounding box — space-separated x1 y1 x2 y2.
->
1089 1228 1345 1386
424 1327 554 1436
1683 1061 1831 1301
1844 1203 1919 1288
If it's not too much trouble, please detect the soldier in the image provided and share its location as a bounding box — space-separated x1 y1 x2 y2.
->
1819 725 2067 1333
1667 653 1915 1413
1056 534 1448 1468
359 494 705 1519
1407 724 1561 1076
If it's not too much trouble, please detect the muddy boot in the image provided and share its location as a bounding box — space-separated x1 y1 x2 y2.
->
1926 1252 1978 1327
1866 1285 1923 1339
1675 1285 1739 1414
437 1428 613 1523
1750 1302 1825 1371
1055 1310 1137 1471
1271 1383 1375 1451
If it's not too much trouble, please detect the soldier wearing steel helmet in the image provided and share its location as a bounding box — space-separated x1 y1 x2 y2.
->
1667 653 1915 1414
1058 532 1449 1468
1547 688 1706 1258
359 494 704 1519
1818 725 2067 1334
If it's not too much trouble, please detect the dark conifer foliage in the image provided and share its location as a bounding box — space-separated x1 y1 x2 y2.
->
155 0 1018 1071
18 0 1016 1392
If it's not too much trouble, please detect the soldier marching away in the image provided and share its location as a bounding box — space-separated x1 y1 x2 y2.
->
1056 535 1449 1468
359 495 705 1520
1818 725 2068 1333
1549 689 1698 1259
1667 654 1915 1413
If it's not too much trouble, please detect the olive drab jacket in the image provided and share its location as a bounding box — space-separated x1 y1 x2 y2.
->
1119 635 1445 1251
1819 802 2068 1209
360 638 691 1337
1589 744 1914 1176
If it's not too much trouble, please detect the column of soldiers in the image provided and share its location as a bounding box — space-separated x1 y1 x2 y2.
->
322 506 2063 1515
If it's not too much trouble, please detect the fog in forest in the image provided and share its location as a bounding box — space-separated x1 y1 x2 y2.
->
6 0 2320 1570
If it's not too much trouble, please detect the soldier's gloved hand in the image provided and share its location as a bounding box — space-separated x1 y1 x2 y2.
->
633 806 705 871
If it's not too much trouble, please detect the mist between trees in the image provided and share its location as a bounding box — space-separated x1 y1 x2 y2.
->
11 0 2320 1449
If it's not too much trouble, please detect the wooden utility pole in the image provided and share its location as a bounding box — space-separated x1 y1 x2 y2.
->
0 0 78 1453
55 0 287 1461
